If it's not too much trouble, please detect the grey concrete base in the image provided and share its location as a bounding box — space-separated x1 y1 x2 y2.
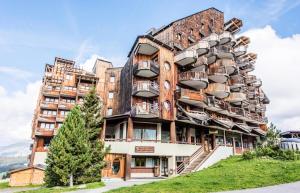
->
218 181 300 193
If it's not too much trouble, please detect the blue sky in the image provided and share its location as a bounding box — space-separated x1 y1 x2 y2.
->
1 0 300 91
1 0 300 146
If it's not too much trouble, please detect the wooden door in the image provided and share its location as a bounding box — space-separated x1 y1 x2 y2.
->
102 154 126 178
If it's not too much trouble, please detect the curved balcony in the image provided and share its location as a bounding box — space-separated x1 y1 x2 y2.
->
229 75 245 89
189 40 210 56
234 45 247 57
177 88 207 108
133 60 159 78
206 96 230 113
132 81 159 98
40 102 58 110
208 66 229 83
229 107 245 118
207 47 234 65
131 102 159 118
221 58 237 75
205 83 230 99
253 78 262 87
245 75 257 84
178 71 208 90
175 50 197 67
239 62 255 73
219 31 235 46
225 92 247 104
224 18 243 34
205 33 219 47
135 43 159 56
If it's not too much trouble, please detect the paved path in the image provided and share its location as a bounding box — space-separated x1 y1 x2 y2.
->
0 187 39 193
219 181 300 193
68 178 164 193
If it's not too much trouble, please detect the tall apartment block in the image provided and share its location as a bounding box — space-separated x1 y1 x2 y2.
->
30 8 270 179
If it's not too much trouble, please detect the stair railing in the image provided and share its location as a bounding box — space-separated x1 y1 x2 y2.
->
176 146 204 174
193 145 220 172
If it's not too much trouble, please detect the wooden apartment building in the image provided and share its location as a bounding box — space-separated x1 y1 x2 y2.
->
29 7 270 180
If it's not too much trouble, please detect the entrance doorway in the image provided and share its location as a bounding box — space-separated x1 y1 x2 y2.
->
161 157 168 176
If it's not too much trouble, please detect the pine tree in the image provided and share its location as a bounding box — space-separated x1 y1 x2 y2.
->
80 87 109 183
45 106 92 187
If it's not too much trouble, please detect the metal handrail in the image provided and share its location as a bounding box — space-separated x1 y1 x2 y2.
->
179 71 207 81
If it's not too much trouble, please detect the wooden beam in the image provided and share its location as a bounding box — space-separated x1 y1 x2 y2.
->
170 121 176 143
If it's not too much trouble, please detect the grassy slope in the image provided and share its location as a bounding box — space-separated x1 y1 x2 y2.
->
0 182 9 189
110 156 300 193
19 182 104 193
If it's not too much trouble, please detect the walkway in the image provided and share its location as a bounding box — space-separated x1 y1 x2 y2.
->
219 181 300 193
68 178 164 193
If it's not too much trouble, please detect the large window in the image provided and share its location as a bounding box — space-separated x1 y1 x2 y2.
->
40 122 55 130
135 157 146 167
107 108 113 116
133 128 157 141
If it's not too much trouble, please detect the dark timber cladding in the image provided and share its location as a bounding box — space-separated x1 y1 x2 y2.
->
28 7 270 181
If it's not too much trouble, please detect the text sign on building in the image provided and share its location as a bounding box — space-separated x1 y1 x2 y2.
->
135 146 155 153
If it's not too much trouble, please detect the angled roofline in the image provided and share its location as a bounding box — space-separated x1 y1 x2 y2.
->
151 7 223 36
127 35 174 57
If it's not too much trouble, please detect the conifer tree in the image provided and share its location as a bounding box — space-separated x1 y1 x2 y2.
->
45 106 92 187
80 87 109 183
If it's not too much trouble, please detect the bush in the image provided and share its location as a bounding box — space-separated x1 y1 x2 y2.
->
242 151 256 160
243 146 300 161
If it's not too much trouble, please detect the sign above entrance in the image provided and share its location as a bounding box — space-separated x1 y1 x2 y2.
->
135 146 155 153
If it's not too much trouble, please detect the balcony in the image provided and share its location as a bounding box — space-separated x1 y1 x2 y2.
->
229 107 245 118
77 88 90 96
229 75 245 89
253 79 262 87
208 66 229 83
221 58 237 75
245 75 257 84
189 40 210 56
207 47 234 65
60 89 77 97
131 102 159 118
185 110 210 121
58 102 75 110
177 88 207 108
219 31 235 45
132 81 159 98
42 87 60 97
234 45 247 57
35 129 54 137
178 71 208 90
135 43 159 56
239 62 255 73
225 92 247 104
206 96 230 113
56 116 65 122
40 102 58 109
133 60 159 78
235 36 250 47
205 33 219 47
174 50 197 67
224 18 243 34
205 83 230 99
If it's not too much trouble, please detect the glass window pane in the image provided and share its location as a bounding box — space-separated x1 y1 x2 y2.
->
143 129 156 140
133 129 142 140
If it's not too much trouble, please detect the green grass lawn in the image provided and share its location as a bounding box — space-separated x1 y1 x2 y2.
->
0 181 9 189
19 181 104 193
109 156 300 193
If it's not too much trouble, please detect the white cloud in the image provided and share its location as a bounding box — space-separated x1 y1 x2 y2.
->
0 81 41 146
243 26 300 131
80 54 107 72
0 66 33 80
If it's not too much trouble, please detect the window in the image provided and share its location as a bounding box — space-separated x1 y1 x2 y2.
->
60 111 69 117
42 110 57 116
40 123 55 130
163 100 171 111
58 123 63 128
65 74 72 80
112 159 120 174
45 97 58 103
133 128 157 140
176 33 182 41
135 157 146 167
61 98 75 104
108 92 114 99
110 76 115 83
164 80 170 90
63 86 76 91
107 108 113 116
164 62 171 71
190 28 193 35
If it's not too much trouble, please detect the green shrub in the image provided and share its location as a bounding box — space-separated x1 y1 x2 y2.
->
243 146 300 161
242 151 256 160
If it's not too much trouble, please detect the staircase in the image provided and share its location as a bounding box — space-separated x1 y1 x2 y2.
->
177 145 220 175
180 151 209 175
